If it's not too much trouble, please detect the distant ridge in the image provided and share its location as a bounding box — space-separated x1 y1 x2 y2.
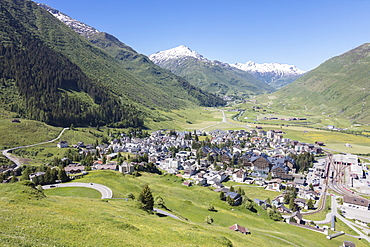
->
272 43 370 124
149 45 275 96
231 61 306 89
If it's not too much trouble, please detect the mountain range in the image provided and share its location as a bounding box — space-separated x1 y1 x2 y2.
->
0 0 224 127
1 0 369 127
149 46 306 94
149 45 275 96
231 61 306 89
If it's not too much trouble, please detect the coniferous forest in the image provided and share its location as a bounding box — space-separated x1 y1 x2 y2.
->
0 0 224 128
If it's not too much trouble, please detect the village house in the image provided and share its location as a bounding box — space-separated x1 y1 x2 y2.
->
343 195 370 210
265 179 283 192
119 162 135 174
286 211 305 224
232 169 247 183
57 141 68 148
251 154 272 177
226 191 242 205
29 172 46 183
64 164 85 174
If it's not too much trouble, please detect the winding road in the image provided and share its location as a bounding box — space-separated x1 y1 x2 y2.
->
2 127 69 170
42 182 113 199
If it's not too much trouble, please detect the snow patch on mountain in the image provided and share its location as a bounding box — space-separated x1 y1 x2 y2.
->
149 45 208 64
38 3 99 37
231 61 305 79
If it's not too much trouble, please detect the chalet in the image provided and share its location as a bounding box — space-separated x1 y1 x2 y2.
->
29 172 46 183
225 191 242 205
342 241 356 247
57 141 68 148
251 154 272 177
232 169 247 183
228 224 250 234
343 195 370 211
265 179 283 192
221 152 233 164
254 198 271 208
239 155 253 168
286 211 304 224
294 198 307 210
271 164 291 180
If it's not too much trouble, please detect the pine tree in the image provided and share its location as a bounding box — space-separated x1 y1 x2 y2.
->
138 185 154 211
307 198 314 209
219 191 225 200
21 166 32 181
58 167 68 182
229 186 235 192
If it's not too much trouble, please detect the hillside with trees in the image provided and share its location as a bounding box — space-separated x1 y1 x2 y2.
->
0 0 224 127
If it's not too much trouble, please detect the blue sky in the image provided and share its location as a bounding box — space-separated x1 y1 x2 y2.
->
38 0 370 71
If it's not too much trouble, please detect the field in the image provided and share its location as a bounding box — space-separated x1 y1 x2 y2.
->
43 187 101 199
10 127 110 166
0 170 366 247
0 118 61 150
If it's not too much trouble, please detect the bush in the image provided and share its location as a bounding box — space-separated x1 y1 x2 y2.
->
126 192 135 200
19 180 35 188
205 216 213 224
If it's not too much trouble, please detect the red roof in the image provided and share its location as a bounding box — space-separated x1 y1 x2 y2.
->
229 224 249 234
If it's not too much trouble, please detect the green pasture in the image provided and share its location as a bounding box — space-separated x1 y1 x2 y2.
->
0 118 61 150
0 171 366 246
44 187 101 199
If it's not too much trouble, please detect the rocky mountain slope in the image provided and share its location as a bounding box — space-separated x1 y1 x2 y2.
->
149 45 275 96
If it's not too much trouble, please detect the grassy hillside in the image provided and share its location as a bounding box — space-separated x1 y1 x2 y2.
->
0 0 224 128
0 171 365 246
271 43 370 124
152 57 275 96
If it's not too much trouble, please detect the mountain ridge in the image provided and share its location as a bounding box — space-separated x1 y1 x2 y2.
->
271 43 370 124
149 45 275 96
0 0 224 127
149 45 305 91
231 61 306 89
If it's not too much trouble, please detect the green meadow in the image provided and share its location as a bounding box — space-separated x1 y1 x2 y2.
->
1 170 360 247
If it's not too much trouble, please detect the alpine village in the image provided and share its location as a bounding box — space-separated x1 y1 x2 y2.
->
1 1 370 247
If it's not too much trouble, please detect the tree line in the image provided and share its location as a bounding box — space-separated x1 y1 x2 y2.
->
0 6 143 128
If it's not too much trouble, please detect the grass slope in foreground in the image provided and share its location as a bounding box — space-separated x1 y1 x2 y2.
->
0 171 365 246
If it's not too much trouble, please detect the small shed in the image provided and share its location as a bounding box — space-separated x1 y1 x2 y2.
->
229 224 250 234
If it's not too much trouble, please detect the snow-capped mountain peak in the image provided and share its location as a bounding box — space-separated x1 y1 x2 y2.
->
149 45 208 64
38 3 99 37
231 61 306 78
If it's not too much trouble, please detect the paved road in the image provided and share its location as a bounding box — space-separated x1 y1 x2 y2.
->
153 208 182 220
2 127 69 170
199 110 252 131
42 182 113 199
